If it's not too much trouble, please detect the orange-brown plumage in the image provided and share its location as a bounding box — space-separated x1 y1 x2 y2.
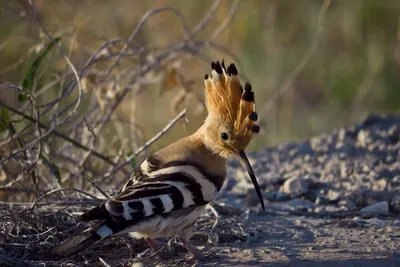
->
203 60 259 157
50 59 264 262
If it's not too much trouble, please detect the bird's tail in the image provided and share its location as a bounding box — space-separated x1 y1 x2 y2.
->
49 222 114 258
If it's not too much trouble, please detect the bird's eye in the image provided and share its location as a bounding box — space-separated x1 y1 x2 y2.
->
220 132 229 140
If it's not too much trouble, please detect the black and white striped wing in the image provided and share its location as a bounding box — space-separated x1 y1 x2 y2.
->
80 160 218 234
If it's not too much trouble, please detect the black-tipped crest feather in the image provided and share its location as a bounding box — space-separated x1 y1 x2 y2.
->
214 61 223 74
221 59 226 72
204 59 258 133
242 91 254 102
227 63 238 75
244 83 252 92
249 111 258 121
251 125 260 133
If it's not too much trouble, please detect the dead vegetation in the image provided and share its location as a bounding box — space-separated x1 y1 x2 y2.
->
0 198 256 266
0 1 268 266
6 1 398 266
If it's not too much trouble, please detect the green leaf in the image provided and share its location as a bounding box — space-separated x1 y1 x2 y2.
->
19 37 62 102
130 157 136 169
0 107 11 133
126 151 136 170
94 161 102 171
40 153 62 186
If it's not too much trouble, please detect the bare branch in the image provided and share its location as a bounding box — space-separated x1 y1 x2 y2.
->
0 101 116 166
105 108 188 178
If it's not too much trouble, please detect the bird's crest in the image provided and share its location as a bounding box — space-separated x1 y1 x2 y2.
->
204 60 259 141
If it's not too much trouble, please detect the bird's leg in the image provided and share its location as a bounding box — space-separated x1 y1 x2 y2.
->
179 232 204 262
144 237 158 252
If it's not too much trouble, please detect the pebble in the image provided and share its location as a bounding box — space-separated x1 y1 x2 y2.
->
390 195 400 214
392 176 400 184
264 191 277 201
327 189 341 202
360 201 389 216
276 192 290 201
372 179 388 192
315 195 330 205
357 130 368 147
225 114 400 213
246 188 261 207
281 177 309 198
286 199 315 210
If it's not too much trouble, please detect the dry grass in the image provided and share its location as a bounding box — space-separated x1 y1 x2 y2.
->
0 2 261 265
1 1 400 266
0 197 253 266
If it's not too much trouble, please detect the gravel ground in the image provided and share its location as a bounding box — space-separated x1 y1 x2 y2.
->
207 113 400 267
1 114 399 267
114 113 400 266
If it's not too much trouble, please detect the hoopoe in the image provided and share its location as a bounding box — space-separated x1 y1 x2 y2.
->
50 60 264 260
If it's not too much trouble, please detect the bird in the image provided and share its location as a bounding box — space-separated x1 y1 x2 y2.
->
50 59 264 261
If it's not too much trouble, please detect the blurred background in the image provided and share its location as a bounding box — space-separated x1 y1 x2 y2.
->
2 0 400 147
1 0 400 200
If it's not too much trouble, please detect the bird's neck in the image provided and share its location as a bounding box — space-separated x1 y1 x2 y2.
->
192 123 227 164
151 124 227 182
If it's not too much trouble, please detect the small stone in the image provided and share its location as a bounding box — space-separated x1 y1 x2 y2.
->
357 130 368 147
373 179 388 191
276 192 290 201
327 189 341 202
286 199 315 210
340 162 348 178
315 195 329 205
246 188 263 207
360 201 389 216
390 195 400 214
338 129 346 141
325 205 345 212
392 176 400 184
263 191 277 201
281 177 309 198
338 199 356 210
314 206 325 213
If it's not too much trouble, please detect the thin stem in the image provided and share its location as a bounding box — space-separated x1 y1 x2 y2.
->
0 101 116 166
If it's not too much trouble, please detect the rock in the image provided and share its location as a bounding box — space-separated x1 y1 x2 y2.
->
314 206 326 213
276 192 290 201
222 172 237 191
327 189 341 202
286 199 315 210
246 188 264 207
326 205 348 212
315 195 329 205
263 191 277 201
373 179 388 191
392 175 400 185
390 195 400 214
357 130 368 147
360 201 389 216
281 177 309 198
338 199 356 210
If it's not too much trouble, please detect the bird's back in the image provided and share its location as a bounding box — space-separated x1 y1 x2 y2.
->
81 132 226 235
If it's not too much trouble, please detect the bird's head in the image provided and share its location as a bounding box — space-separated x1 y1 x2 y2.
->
202 60 264 210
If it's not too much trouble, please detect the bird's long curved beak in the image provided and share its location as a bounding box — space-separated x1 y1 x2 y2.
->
236 150 265 211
